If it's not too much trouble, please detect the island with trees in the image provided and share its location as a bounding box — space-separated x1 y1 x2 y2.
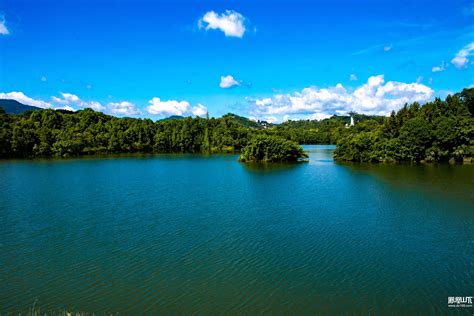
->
238 135 308 162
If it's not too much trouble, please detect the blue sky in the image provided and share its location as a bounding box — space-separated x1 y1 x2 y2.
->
0 0 473 121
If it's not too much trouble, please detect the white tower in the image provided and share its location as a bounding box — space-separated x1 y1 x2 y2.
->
350 116 354 126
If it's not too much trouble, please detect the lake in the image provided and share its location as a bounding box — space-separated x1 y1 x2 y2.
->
0 145 473 314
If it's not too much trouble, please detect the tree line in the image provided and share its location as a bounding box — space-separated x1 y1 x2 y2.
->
334 88 474 163
1 87 471 162
0 107 354 158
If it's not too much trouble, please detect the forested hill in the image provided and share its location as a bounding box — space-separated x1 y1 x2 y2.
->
222 113 273 129
334 88 474 163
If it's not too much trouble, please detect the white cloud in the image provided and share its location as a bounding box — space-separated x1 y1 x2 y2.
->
0 91 52 108
51 92 78 105
146 97 207 117
0 91 142 116
251 75 434 122
51 92 105 111
416 76 423 83
191 103 207 117
349 74 358 81
41 76 47 82
432 61 446 72
309 112 332 121
219 75 241 88
147 98 190 116
0 17 9 35
265 116 278 123
52 93 143 115
198 10 246 38
383 44 393 52
107 101 141 116
451 42 474 68
55 105 76 112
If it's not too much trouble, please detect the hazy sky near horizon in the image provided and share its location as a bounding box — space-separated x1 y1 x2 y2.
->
0 0 473 122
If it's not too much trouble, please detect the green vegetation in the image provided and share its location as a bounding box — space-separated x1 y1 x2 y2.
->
1 87 472 163
0 106 358 159
238 134 308 162
0 107 254 158
334 88 474 163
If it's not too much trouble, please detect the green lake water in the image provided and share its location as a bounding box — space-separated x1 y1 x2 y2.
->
0 145 473 314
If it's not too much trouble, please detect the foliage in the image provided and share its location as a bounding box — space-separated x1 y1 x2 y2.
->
222 113 271 129
334 88 474 163
238 134 308 162
0 108 254 158
0 106 367 158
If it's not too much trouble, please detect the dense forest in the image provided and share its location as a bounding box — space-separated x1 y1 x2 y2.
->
0 106 355 158
334 88 474 163
0 88 472 162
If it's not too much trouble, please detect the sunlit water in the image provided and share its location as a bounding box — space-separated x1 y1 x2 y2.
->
0 145 473 314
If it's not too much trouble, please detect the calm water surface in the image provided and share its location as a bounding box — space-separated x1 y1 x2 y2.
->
0 145 473 314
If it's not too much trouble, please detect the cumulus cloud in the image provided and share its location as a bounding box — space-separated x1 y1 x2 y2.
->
0 17 9 35
107 101 141 116
51 92 105 111
0 91 52 108
219 75 241 88
52 94 142 115
349 74 358 81
191 103 207 117
41 76 47 82
198 10 246 38
251 75 434 122
451 42 474 68
383 44 393 52
0 91 144 116
146 97 207 117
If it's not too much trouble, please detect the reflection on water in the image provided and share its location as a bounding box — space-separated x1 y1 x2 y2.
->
240 161 307 173
338 160 474 205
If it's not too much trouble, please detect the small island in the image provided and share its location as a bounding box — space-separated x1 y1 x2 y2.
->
238 134 308 162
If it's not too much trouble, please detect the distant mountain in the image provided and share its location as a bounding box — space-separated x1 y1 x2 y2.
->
0 99 42 114
159 115 185 121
